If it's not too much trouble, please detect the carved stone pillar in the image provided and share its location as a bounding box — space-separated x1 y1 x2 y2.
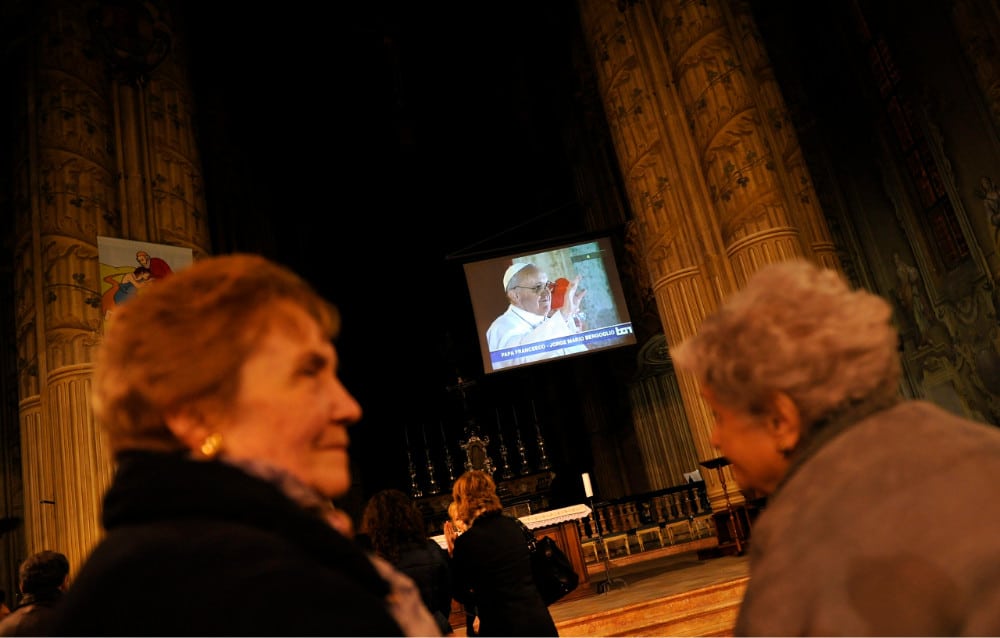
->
722 1 839 270
577 0 840 508
950 0 1000 144
629 336 700 490
11 0 210 572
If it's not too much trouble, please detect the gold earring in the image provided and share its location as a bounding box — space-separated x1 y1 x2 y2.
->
200 433 223 458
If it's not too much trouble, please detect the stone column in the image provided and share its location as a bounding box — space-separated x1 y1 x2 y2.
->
11 0 210 572
951 0 1000 275
577 0 840 507
628 349 701 490
950 0 1000 144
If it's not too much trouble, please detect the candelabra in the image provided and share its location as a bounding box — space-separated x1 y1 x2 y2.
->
404 425 422 498
495 409 514 480
531 401 552 470
440 422 456 484
423 424 440 495
512 407 531 475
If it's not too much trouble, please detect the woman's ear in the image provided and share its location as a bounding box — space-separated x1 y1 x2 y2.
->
163 405 210 452
770 392 802 455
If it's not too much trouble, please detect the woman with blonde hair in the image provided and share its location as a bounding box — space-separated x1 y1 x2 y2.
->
444 470 557 637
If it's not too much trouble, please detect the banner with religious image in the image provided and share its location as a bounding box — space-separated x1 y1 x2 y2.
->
97 236 193 327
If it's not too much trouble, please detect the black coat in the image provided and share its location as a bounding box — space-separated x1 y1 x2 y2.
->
450 510 557 637
0 594 63 637
394 539 453 635
46 451 405 636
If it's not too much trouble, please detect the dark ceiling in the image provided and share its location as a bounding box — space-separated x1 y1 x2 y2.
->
174 0 876 501
177 0 599 497
0 0 872 504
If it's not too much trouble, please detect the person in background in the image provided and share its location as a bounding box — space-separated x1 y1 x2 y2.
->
357 489 454 635
0 550 70 637
135 249 173 280
485 263 587 370
444 470 557 637
0 590 9 621
46 253 438 637
670 258 1000 636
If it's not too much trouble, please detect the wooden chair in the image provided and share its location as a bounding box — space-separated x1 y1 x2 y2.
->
592 502 633 558
634 524 664 552
663 518 693 544
580 537 601 563
690 513 716 538
602 531 631 557
576 514 602 563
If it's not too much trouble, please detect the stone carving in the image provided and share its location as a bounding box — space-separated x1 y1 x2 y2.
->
976 175 1000 248
893 252 933 347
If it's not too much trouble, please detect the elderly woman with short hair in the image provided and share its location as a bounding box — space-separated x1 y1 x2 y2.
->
671 258 1000 636
47 254 438 636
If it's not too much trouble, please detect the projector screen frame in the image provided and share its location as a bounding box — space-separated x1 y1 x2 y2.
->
462 234 637 375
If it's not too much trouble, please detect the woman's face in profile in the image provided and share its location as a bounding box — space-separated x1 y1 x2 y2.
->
703 386 789 495
216 301 362 498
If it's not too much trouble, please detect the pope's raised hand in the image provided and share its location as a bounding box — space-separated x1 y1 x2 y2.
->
559 275 585 319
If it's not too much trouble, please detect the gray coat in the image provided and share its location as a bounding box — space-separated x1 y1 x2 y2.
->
736 400 1000 636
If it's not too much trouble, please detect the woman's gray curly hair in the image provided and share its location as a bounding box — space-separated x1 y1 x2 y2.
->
670 259 901 428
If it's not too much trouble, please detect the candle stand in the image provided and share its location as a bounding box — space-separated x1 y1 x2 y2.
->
588 496 627 594
700 456 745 555
583 472 627 595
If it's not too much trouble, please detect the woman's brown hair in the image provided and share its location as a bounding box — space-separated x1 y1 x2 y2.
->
451 470 502 523
359 489 428 564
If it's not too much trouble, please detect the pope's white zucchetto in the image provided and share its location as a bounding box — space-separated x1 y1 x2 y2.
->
502 263 530 290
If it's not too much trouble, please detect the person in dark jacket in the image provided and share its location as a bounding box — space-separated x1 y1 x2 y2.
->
45 254 439 637
0 550 69 637
444 470 558 637
358 489 454 635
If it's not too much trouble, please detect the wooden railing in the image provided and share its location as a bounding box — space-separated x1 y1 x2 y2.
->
576 481 717 562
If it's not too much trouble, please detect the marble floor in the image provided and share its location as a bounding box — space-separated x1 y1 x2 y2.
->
554 551 749 636
552 552 750 620
452 550 751 637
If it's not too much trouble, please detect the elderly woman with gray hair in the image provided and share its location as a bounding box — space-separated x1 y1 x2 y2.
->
670 258 1000 637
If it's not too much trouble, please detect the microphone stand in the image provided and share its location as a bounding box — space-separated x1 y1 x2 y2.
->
589 496 627 594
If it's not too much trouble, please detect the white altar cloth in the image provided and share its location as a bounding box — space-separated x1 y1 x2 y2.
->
431 503 591 549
